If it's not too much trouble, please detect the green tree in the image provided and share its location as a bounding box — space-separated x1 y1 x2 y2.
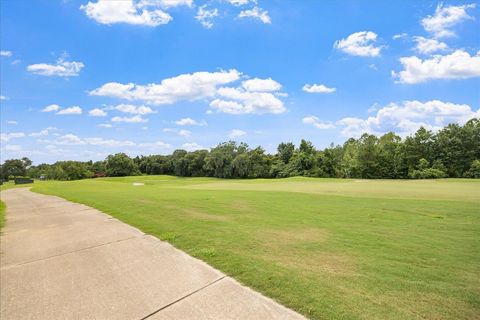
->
204 141 247 178
277 142 295 164
0 158 30 179
357 134 380 178
464 159 480 178
105 153 139 177
91 161 106 174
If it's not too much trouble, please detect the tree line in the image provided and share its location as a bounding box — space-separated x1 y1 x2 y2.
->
1 119 479 181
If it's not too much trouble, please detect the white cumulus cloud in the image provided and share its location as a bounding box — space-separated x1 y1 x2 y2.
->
334 31 383 57
29 129 49 137
80 0 172 27
211 87 285 114
302 116 335 129
238 6 271 24
55 134 138 147
90 70 286 115
175 117 207 126
84 137 136 147
0 50 13 57
2 145 22 152
336 100 480 137
90 69 241 105
89 108 108 117
139 0 192 9
56 134 85 145
114 104 156 115
414 36 448 54
27 58 84 77
421 3 476 38
393 49 480 84
228 129 246 138
242 78 281 92
302 84 336 94
226 0 254 6
138 140 172 149
57 106 82 115
195 5 218 29
178 129 191 137
42 104 61 112
0 132 25 142
111 115 148 123
392 33 408 40
181 142 204 151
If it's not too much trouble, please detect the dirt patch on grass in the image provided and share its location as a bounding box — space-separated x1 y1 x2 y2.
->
182 208 231 222
259 228 329 245
231 199 251 211
137 199 156 205
258 228 355 275
264 249 356 276
160 204 231 221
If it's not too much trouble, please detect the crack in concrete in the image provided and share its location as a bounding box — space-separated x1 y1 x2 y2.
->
0 236 139 271
140 276 227 320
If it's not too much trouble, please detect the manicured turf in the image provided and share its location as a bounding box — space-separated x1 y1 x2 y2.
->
30 177 479 319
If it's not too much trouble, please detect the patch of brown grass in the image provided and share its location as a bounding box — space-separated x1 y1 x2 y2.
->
257 228 356 275
181 207 231 221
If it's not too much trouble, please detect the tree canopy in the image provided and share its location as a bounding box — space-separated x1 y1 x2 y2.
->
4 119 479 181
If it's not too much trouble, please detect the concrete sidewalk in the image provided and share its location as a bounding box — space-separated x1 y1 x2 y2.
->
0 188 306 320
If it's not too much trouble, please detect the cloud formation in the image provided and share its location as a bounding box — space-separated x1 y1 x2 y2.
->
393 50 480 84
181 142 204 151
91 70 286 115
211 86 285 114
27 58 84 77
302 116 335 129
421 3 476 38
238 7 271 24
337 100 479 137
111 115 148 123
114 104 156 115
90 69 241 104
334 31 382 57
80 0 174 27
414 36 448 54
242 78 281 92
195 5 218 28
89 108 108 117
57 106 83 115
175 118 207 126
0 132 25 142
0 51 12 57
228 129 247 138
302 84 336 94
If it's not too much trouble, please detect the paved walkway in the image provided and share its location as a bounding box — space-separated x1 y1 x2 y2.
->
0 188 305 320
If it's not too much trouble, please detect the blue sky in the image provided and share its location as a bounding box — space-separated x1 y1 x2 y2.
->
1 0 479 164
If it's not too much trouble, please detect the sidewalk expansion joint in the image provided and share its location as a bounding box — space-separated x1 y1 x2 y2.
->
0 236 138 271
140 275 227 320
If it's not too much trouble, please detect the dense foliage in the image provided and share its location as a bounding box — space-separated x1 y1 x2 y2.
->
2 119 479 180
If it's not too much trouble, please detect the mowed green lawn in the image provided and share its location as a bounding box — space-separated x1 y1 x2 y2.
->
29 177 479 319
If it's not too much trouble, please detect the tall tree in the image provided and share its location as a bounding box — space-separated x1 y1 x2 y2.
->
105 153 138 177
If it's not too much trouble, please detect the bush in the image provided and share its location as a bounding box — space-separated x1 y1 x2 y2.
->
463 160 480 178
409 168 447 179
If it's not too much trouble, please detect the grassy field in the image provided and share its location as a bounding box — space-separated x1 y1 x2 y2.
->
23 176 480 319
